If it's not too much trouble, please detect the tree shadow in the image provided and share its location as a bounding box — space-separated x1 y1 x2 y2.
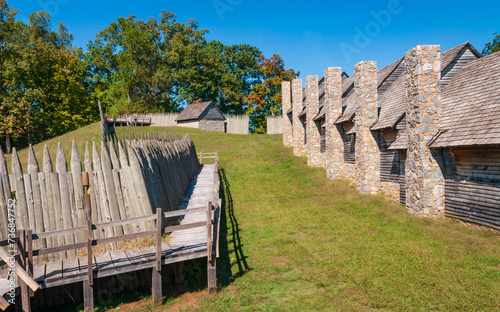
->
217 168 250 287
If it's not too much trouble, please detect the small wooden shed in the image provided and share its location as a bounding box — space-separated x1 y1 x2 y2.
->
175 101 226 132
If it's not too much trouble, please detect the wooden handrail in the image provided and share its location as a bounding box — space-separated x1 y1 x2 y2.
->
31 207 203 241
30 207 211 258
0 247 40 292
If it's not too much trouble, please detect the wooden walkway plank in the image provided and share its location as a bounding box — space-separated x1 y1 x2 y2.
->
140 246 156 263
124 248 147 265
33 264 46 282
62 258 80 279
95 252 114 273
79 254 97 277
44 260 63 283
109 250 130 269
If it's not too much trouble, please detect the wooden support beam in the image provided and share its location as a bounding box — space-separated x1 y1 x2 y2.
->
0 296 9 310
18 230 31 312
207 201 217 294
0 247 39 293
152 208 162 305
27 229 34 298
83 173 94 312
83 279 93 312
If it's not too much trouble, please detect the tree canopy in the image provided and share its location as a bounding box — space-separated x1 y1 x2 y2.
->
0 0 97 153
483 32 500 56
0 1 298 151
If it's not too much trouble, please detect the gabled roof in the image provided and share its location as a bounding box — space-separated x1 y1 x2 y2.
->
371 42 480 130
175 101 225 122
313 74 356 121
335 57 404 124
430 51 500 147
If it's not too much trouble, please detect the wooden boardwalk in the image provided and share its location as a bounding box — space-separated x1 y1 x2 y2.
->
0 159 220 311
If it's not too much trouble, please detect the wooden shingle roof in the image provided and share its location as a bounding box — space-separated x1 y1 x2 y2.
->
175 101 225 122
313 74 355 121
371 42 476 130
335 57 403 124
430 51 500 147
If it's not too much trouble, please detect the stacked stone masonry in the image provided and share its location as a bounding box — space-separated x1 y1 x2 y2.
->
292 79 306 156
199 120 225 133
283 42 499 230
404 45 445 217
354 61 381 194
306 76 322 167
281 81 293 147
325 67 345 179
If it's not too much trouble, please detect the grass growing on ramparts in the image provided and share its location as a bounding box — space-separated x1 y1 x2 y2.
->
118 126 499 311
9 124 500 311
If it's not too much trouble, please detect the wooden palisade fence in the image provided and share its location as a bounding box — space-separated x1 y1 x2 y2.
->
0 151 221 311
0 133 199 256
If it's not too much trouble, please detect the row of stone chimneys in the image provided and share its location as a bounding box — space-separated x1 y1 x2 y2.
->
282 45 445 217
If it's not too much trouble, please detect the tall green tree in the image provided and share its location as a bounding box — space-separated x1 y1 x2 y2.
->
87 12 208 114
244 54 299 133
181 41 261 115
0 1 96 152
483 32 500 56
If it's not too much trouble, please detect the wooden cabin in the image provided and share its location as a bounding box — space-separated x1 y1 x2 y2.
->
175 101 226 132
374 42 483 203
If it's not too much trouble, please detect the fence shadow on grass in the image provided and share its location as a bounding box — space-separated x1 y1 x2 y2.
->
218 169 250 286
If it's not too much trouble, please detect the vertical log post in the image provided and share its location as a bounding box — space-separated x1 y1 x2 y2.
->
27 229 33 298
82 172 94 312
207 202 216 294
18 229 31 311
152 208 162 305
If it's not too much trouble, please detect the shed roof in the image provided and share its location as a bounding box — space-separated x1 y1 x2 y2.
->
388 133 407 150
335 57 404 124
430 51 500 147
175 101 225 122
371 42 477 130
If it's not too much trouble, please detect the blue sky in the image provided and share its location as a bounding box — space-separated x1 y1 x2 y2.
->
9 0 499 80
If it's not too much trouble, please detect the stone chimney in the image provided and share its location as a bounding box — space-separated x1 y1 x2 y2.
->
292 79 306 156
281 81 293 147
306 75 321 167
325 67 345 179
354 61 380 194
405 45 444 217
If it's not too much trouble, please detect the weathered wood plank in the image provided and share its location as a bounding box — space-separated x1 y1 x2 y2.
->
71 141 86 238
44 260 63 283
95 252 114 272
56 143 76 258
12 148 29 231
124 248 147 265
62 258 80 279
101 141 124 236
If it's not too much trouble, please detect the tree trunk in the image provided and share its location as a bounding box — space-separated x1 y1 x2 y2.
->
4 130 11 154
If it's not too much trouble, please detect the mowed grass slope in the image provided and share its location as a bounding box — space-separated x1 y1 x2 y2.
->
118 127 499 311
8 125 499 311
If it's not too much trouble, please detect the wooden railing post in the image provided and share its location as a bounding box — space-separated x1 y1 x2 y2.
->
18 229 31 311
27 229 34 298
82 172 94 312
152 208 162 305
207 201 216 294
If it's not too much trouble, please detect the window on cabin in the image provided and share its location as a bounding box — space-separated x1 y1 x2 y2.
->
343 133 356 164
320 122 326 153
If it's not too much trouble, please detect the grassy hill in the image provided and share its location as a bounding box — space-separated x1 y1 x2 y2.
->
9 125 500 311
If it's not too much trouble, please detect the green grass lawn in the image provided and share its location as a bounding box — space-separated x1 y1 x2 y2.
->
8 124 500 311
118 126 499 311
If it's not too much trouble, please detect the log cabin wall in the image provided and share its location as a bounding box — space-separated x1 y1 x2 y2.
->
281 43 500 230
379 128 401 201
443 147 500 230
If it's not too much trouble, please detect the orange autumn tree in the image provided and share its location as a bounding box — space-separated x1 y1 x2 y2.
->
244 54 299 133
